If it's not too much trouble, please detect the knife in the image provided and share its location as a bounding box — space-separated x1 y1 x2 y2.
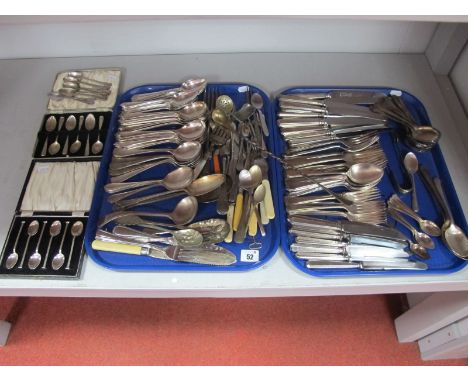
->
288 217 408 245
305 260 428 270
92 239 237 266
280 91 386 105
290 243 410 259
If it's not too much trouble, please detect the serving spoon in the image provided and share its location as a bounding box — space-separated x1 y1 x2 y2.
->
115 174 225 209
99 196 199 227
106 167 194 203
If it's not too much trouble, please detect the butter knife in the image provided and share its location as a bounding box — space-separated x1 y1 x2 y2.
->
92 239 237 266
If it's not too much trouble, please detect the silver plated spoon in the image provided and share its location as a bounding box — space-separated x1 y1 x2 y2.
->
70 115 85 154
42 220 62 270
52 221 69 271
4 221 25 270
28 220 48 270
66 221 84 270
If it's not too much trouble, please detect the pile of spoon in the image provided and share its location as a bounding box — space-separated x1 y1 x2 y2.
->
372 95 441 151
50 71 113 105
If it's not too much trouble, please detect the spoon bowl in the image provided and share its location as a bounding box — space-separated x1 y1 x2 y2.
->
216 95 235 115
346 163 384 186
179 101 208 121
45 115 57 132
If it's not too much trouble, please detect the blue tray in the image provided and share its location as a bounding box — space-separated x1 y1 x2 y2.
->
84 83 280 271
274 87 468 277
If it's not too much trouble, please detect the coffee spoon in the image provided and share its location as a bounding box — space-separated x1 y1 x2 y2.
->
17 220 40 269
3 221 25 270
51 221 69 271
388 209 434 249
91 116 105 155
84 113 95 156
62 115 77 155
66 221 84 270
42 220 62 270
404 152 419 212
28 220 48 270
48 116 65 155
69 115 85 154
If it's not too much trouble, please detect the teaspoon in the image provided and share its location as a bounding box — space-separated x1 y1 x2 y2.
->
66 221 84 270
62 115 77 155
70 115 84 154
42 220 62 269
251 93 269 136
52 221 69 271
389 209 434 249
28 220 48 270
92 115 105 155
4 221 25 270
404 152 419 212
18 220 40 269
48 116 65 155
84 113 95 156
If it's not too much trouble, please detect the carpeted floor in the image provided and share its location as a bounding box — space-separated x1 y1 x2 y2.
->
0 295 467 365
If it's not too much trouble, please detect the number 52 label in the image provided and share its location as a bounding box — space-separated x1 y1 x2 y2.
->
240 250 259 262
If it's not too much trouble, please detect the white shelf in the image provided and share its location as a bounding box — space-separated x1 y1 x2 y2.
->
0 52 467 297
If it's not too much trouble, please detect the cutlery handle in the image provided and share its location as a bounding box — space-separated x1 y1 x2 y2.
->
262 179 275 220
232 192 244 231
62 135 69 155
40 137 48 157
92 240 142 255
259 201 269 225
411 175 419 212
248 207 258 237
224 205 235 243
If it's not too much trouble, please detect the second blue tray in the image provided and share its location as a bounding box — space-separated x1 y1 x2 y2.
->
274 87 468 277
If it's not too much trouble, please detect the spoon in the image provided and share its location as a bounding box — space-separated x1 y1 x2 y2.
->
42 220 62 270
99 196 199 227
70 115 84 154
211 108 232 131
62 115 77 155
27 220 47 270
4 221 25 270
428 175 468 260
84 113 95 156
51 221 70 271
409 242 431 260
251 93 269 137
118 120 206 143
388 194 441 237
233 103 255 122
252 184 267 236
112 226 204 248
188 219 230 244
112 141 202 161
48 116 65 155
91 115 105 155
404 152 419 212
66 71 112 88
66 221 84 270
17 220 40 269
234 165 263 243
106 167 194 203
62 81 109 98
115 121 207 150
45 115 57 132
216 95 235 115
115 174 225 209
389 209 434 249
